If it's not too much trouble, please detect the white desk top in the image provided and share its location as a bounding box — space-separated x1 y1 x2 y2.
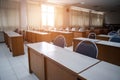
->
79 61 120 80
96 40 120 48
97 34 112 38
27 42 100 74
74 37 100 42
5 31 22 37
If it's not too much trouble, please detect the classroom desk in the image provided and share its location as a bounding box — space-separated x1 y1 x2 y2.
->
26 30 51 43
96 34 112 41
4 31 24 56
73 31 86 38
73 38 120 66
73 37 100 51
50 31 73 47
79 61 120 80
27 42 100 80
94 29 101 35
96 41 120 66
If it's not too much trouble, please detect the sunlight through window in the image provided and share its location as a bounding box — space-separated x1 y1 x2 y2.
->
41 4 54 27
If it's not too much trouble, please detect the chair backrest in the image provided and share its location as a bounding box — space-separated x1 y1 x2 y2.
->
117 29 120 35
53 35 66 48
88 33 96 39
75 40 98 58
109 35 120 43
108 31 117 36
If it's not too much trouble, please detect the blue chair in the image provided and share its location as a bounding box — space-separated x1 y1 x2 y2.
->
108 31 117 36
109 35 120 43
88 32 96 39
75 40 98 58
117 29 120 35
53 35 66 48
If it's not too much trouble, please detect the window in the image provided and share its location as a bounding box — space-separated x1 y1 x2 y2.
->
41 4 54 28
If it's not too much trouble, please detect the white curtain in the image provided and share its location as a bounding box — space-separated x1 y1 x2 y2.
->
54 6 64 29
70 10 89 28
27 1 41 30
70 6 104 29
91 12 104 27
0 0 20 31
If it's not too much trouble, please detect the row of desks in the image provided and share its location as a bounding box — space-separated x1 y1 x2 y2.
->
26 30 73 47
25 30 51 43
73 37 120 66
26 30 119 65
25 30 111 47
27 42 120 80
4 31 24 56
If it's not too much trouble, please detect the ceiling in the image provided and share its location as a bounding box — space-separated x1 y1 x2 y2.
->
44 0 120 13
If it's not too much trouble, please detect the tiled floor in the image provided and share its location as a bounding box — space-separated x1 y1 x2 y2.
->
0 42 73 80
0 43 39 80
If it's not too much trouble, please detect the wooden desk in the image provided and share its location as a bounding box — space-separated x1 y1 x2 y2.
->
27 42 100 80
4 31 24 56
50 31 73 47
96 41 120 66
50 30 60 41
36 32 51 42
73 31 86 38
73 37 100 51
96 34 112 41
79 61 120 80
26 30 51 43
73 38 120 66
94 29 101 35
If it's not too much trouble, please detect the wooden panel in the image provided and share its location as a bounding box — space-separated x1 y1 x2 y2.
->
26 31 29 42
26 31 51 43
46 58 85 80
96 36 109 41
94 29 101 35
31 32 36 43
41 33 51 42
36 33 51 42
11 36 24 56
61 33 73 47
50 31 60 42
97 44 120 66
29 48 45 80
27 31 32 42
73 39 81 51
73 31 86 38
85 30 91 38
